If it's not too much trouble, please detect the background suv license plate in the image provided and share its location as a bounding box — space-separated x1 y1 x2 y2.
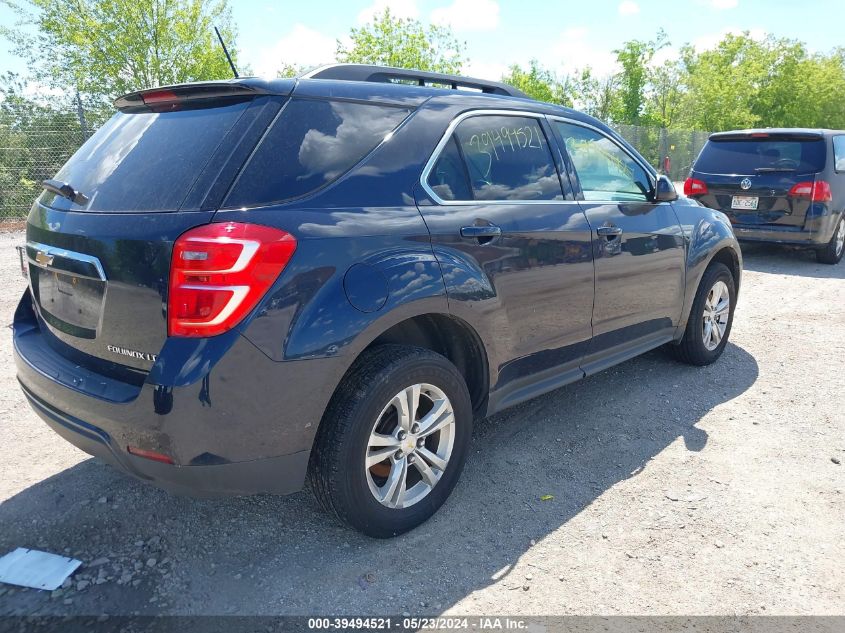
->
731 195 759 210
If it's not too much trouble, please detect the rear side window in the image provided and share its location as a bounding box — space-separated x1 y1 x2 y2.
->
833 136 845 172
42 101 252 212
225 99 411 207
450 115 562 201
554 122 651 202
695 138 827 175
427 137 472 201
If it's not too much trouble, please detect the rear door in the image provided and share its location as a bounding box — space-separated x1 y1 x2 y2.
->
551 119 685 372
24 88 285 375
691 132 828 229
416 111 594 401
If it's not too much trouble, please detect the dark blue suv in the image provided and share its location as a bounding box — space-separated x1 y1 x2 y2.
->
13 65 742 537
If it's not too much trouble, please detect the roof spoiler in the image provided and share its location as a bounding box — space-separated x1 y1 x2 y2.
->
114 82 271 112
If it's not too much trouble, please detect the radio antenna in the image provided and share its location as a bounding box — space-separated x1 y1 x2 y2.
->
214 26 239 78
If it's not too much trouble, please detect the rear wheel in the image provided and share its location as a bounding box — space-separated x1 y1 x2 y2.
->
309 345 472 538
671 262 736 366
816 217 845 265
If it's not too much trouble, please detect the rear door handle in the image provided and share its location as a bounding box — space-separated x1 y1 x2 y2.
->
460 225 502 239
597 225 623 237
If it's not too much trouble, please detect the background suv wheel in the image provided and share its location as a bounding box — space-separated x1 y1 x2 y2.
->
309 345 472 538
816 217 845 265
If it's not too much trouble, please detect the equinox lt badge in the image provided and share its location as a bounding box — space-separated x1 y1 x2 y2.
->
106 345 157 362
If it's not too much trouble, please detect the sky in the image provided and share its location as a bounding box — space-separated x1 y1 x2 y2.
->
1 0 844 85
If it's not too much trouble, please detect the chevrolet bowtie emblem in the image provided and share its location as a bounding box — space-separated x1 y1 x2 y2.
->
35 251 54 266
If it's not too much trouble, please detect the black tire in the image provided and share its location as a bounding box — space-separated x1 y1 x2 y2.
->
670 262 736 366
308 345 472 538
816 217 845 265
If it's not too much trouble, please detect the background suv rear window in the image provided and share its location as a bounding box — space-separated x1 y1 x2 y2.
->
41 101 251 212
695 138 826 175
225 99 411 207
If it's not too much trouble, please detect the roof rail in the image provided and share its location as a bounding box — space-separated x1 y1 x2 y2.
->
301 64 529 99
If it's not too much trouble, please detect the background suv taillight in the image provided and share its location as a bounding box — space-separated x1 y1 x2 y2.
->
788 180 832 202
684 177 708 197
169 222 296 337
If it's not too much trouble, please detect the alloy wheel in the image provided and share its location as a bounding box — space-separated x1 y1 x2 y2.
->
702 280 730 351
365 383 456 509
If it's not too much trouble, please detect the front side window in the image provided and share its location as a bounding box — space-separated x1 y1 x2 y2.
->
833 136 845 172
427 114 562 202
555 122 651 202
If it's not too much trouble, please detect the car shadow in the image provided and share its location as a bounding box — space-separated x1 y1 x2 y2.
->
740 242 845 279
0 343 758 617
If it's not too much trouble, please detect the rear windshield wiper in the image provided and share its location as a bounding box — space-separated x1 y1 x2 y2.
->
42 179 89 205
754 167 796 173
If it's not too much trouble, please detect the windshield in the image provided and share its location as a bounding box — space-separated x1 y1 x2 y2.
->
695 138 826 175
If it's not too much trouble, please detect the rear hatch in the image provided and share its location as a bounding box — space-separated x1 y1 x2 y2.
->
24 82 287 378
690 131 827 228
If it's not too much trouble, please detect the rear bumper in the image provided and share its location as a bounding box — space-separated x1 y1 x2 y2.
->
19 383 308 496
730 207 842 247
732 223 829 246
13 293 346 497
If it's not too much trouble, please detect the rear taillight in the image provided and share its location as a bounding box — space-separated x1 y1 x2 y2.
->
684 177 708 197
168 222 296 337
788 180 832 202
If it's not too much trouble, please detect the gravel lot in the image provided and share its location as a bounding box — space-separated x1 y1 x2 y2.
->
0 228 843 617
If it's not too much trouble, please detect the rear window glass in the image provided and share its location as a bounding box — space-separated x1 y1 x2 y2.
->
225 99 411 207
695 138 826 175
42 101 251 212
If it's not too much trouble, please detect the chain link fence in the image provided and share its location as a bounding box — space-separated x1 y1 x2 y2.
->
0 103 94 220
0 103 711 220
615 124 710 183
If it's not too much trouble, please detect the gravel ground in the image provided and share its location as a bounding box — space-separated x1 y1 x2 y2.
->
0 229 843 617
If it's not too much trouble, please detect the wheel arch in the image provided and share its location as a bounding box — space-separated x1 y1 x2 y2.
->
676 216 743 340
360 313 490 417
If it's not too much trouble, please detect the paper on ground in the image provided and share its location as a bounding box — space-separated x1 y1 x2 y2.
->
0 548 82 590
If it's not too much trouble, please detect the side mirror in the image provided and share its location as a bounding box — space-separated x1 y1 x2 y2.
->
654 174 678 202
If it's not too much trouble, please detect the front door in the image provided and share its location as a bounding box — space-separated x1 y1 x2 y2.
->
416 111 594 407
551 120 686 374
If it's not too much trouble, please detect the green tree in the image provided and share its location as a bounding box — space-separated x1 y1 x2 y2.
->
752 43 845 129
336 8 465 74
644 59 683 128
676 32 773 131
1 0 240 104
611 29 668 125
501 60 573 106
571 68 618 122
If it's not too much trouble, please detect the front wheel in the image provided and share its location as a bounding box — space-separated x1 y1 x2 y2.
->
816 217 845 265
671 262 737 366
309 345 472 538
